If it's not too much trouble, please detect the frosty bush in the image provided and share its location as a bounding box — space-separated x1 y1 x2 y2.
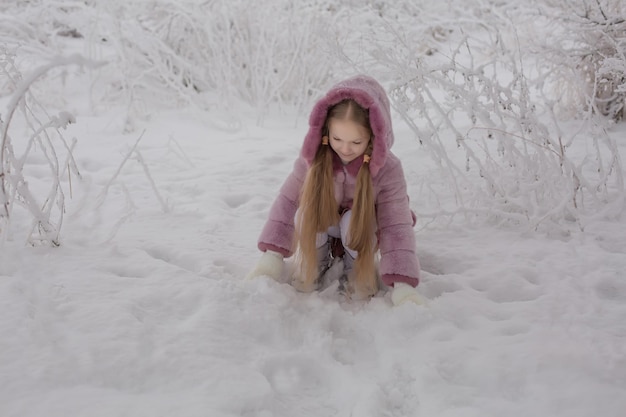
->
1 0 340 126
0 49 100 246
1 0 624 234
527 0 626 121
333 0 624 233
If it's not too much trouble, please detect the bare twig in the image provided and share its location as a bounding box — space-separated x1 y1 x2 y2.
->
95 129 146 208
133 149 170 213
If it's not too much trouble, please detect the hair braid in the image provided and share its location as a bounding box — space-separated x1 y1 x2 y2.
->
296 141 338 286
349 143 377 294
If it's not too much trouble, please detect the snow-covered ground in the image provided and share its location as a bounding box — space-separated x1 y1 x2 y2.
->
2 9 626 414
1 91 625 416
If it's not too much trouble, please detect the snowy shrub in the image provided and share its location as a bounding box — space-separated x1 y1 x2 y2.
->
1 0 624 235
334 0 624 232
527 0 626 121
0 48 100 246
3 0 342 126
0 1 84 56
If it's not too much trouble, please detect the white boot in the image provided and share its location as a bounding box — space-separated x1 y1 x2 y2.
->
338 252 378 300
337 252 354 297
292 241 332 292
316 240 333 285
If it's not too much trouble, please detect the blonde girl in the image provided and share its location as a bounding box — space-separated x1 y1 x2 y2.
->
247 75 423 305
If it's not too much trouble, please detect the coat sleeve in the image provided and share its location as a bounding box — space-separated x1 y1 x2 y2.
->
257 156 308 257
375 160 421 287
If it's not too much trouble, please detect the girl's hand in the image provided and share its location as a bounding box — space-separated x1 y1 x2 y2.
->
246 250 284 281
391 282 425 306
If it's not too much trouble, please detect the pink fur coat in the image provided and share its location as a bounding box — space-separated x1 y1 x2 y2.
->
257 75 421 287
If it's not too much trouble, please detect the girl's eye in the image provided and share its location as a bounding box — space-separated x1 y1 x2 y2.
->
354 142 362 145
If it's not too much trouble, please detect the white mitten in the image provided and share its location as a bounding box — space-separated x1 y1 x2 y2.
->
246 250 284 281
391 282 425 306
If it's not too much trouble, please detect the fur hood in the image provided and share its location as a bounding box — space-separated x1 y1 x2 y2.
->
300 75 394 178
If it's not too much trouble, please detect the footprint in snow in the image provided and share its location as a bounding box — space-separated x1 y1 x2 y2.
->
222 193 251 209
260 354 329 395
469 274 542 304
484 284 542 304
595 275 626 302
143 246 202 274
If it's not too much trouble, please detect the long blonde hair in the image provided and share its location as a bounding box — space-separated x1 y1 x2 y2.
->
296 99 378 294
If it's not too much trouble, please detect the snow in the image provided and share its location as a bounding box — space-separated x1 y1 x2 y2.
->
2 31 626 417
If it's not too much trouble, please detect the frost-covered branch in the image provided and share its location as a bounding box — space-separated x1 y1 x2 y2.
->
527 0 626 121
1 0 623 236
334 0 624 232
1 50 102 245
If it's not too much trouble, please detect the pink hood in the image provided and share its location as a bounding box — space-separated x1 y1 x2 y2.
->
300 75 394 178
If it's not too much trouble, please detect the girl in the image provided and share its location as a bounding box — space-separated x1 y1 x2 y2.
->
247 75 423 305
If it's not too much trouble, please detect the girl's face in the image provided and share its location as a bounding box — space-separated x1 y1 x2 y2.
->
328 118 370 164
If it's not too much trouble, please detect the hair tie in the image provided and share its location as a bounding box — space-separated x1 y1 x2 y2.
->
363 154 371 164
322 136 329 145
